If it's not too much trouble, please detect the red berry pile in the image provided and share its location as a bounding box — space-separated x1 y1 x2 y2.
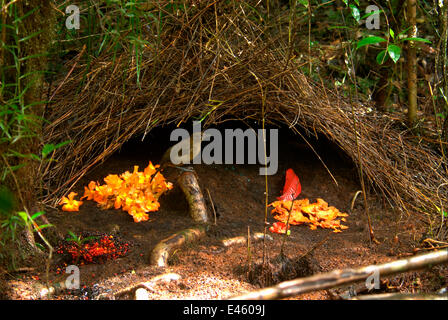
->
55 232 131 265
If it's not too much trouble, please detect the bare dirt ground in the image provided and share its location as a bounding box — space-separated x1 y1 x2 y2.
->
1 126 446 300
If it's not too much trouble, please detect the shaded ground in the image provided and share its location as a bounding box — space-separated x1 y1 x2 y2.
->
1 125 446 299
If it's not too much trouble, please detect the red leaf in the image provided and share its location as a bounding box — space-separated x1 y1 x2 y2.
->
277 168 301 201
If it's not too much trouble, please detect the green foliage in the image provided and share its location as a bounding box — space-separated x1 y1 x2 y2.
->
318 0 437 108
0 186 52 269
1 141 71 182
357 32 430 66
386 44 401 63
0 187 15 215
349 0 430 67
40 140 72 160
65 231 97 247
0 187 52 240
349 4 360 23
375 49 388 64
54 0 180 87
356 36 386 49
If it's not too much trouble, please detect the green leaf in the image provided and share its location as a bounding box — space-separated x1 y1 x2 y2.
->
0 187 15 216
55 140 72 150
389 29 395 40
350 4 360 22
361 10 382 20
19 30 43 43
81 235 98 243
436 206 448 217
1 163 26 181
356 36 386 49
18 70 45 80
29 153 41 161
19 53 48 62
387 44 401 63
41 144 55 159
31 211 45 220
41 141 71 159
398 27 411 37
66 231 78 242
400 37 432 44
327 26 352 30
17 211 28 223
376 50 388 64
13 6 40 24
34 224 53 231
6 150 30 159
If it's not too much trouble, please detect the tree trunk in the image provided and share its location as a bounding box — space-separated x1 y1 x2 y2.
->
1 2 57 267
0 1 56 210
372 67 391 111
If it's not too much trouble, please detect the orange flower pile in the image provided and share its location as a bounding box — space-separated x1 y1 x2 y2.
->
81 162 173 222
269 198 348 233
59 192 83 212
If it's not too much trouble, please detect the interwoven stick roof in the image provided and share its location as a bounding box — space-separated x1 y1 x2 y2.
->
43 4 447 224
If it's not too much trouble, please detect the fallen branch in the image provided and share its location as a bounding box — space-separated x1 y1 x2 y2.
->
150 225 208 267
113 273 182 298
221 232 273 247
0 267 34 276
177 171 210 224
150 165 210 267
229 249 448 300
35 278 68 299
351 293 448 300
413 245 448 252
135 288 150 300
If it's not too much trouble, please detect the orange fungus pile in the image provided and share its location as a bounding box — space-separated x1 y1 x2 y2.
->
269 198 349 233
269 222 290 234
269 168 348 233
59 162 173 222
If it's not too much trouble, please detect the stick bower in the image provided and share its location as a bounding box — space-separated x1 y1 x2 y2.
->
43 3 447 225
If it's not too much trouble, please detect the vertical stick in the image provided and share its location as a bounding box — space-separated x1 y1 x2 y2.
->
280 177 300 255
338 6 377 244
308 0 312 75
407 0 418 126
280 199 295 256
206 188 217 226
250 71 268 266
247 225 252 278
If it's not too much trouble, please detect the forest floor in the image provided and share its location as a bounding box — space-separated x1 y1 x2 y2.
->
1 128 447 300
